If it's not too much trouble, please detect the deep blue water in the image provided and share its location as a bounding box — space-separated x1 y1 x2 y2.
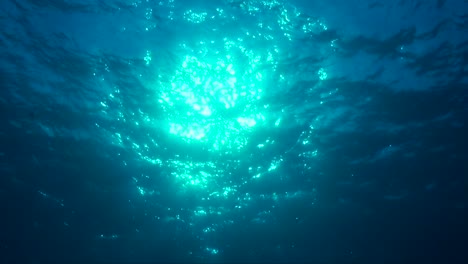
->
1 0 467 263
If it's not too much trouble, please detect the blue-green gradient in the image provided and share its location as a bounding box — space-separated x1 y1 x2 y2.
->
1 0 466 262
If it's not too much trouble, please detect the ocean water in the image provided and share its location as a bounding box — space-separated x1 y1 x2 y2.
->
0 0 467 263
